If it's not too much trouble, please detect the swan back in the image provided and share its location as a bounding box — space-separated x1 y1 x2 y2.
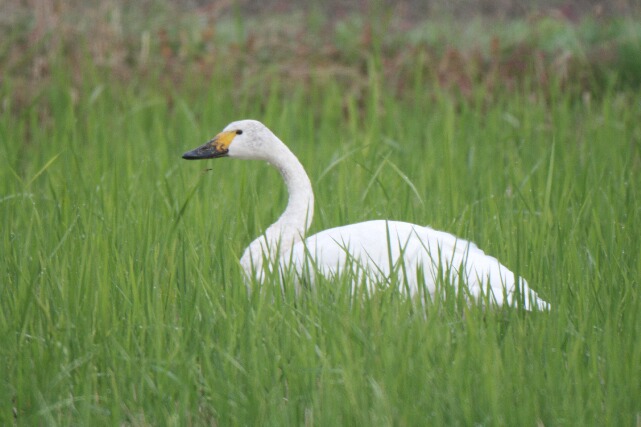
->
286 220 548 310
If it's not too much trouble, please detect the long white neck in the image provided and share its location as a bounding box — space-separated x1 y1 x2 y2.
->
240 142 314 280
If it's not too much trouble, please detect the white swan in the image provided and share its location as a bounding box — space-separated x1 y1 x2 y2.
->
183 119 549 310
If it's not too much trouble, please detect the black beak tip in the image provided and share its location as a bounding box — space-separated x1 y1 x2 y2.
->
182 146 228 160
182 149 203 160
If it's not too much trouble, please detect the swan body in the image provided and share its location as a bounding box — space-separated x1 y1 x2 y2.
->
183 119 549 310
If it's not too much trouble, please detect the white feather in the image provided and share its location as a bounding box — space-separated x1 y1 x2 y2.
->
187 119 549 310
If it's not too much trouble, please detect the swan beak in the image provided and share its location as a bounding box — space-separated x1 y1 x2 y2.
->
182 131 236 160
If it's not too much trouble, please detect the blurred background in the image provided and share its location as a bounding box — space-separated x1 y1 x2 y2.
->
3 0 641 115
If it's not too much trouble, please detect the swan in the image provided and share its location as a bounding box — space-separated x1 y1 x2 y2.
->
182 119 549 310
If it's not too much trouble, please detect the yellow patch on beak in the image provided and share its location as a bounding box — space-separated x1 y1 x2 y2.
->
183 130 239 160
212 131 237 152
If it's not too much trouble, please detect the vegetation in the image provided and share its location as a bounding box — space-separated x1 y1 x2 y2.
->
1 2 640 425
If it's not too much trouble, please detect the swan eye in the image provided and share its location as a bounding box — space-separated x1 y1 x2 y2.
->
236 130 243 135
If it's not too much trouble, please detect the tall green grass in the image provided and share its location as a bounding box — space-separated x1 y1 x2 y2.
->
1 55 640 425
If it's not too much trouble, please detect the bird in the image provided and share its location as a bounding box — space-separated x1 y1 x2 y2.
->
182 119 549 310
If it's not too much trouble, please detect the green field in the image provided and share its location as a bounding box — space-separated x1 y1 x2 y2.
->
2 5 641 425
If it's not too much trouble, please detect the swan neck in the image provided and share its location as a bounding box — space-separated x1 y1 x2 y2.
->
241 140 314 278
269 145 314 237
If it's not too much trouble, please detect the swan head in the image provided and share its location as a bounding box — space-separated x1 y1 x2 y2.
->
182 119 280 161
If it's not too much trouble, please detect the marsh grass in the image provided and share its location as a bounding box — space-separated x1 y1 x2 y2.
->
1 35 641 426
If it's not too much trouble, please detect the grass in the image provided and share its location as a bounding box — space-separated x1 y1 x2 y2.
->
2 9 641 426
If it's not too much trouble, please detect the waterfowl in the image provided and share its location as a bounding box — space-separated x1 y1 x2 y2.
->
183 119 549 310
